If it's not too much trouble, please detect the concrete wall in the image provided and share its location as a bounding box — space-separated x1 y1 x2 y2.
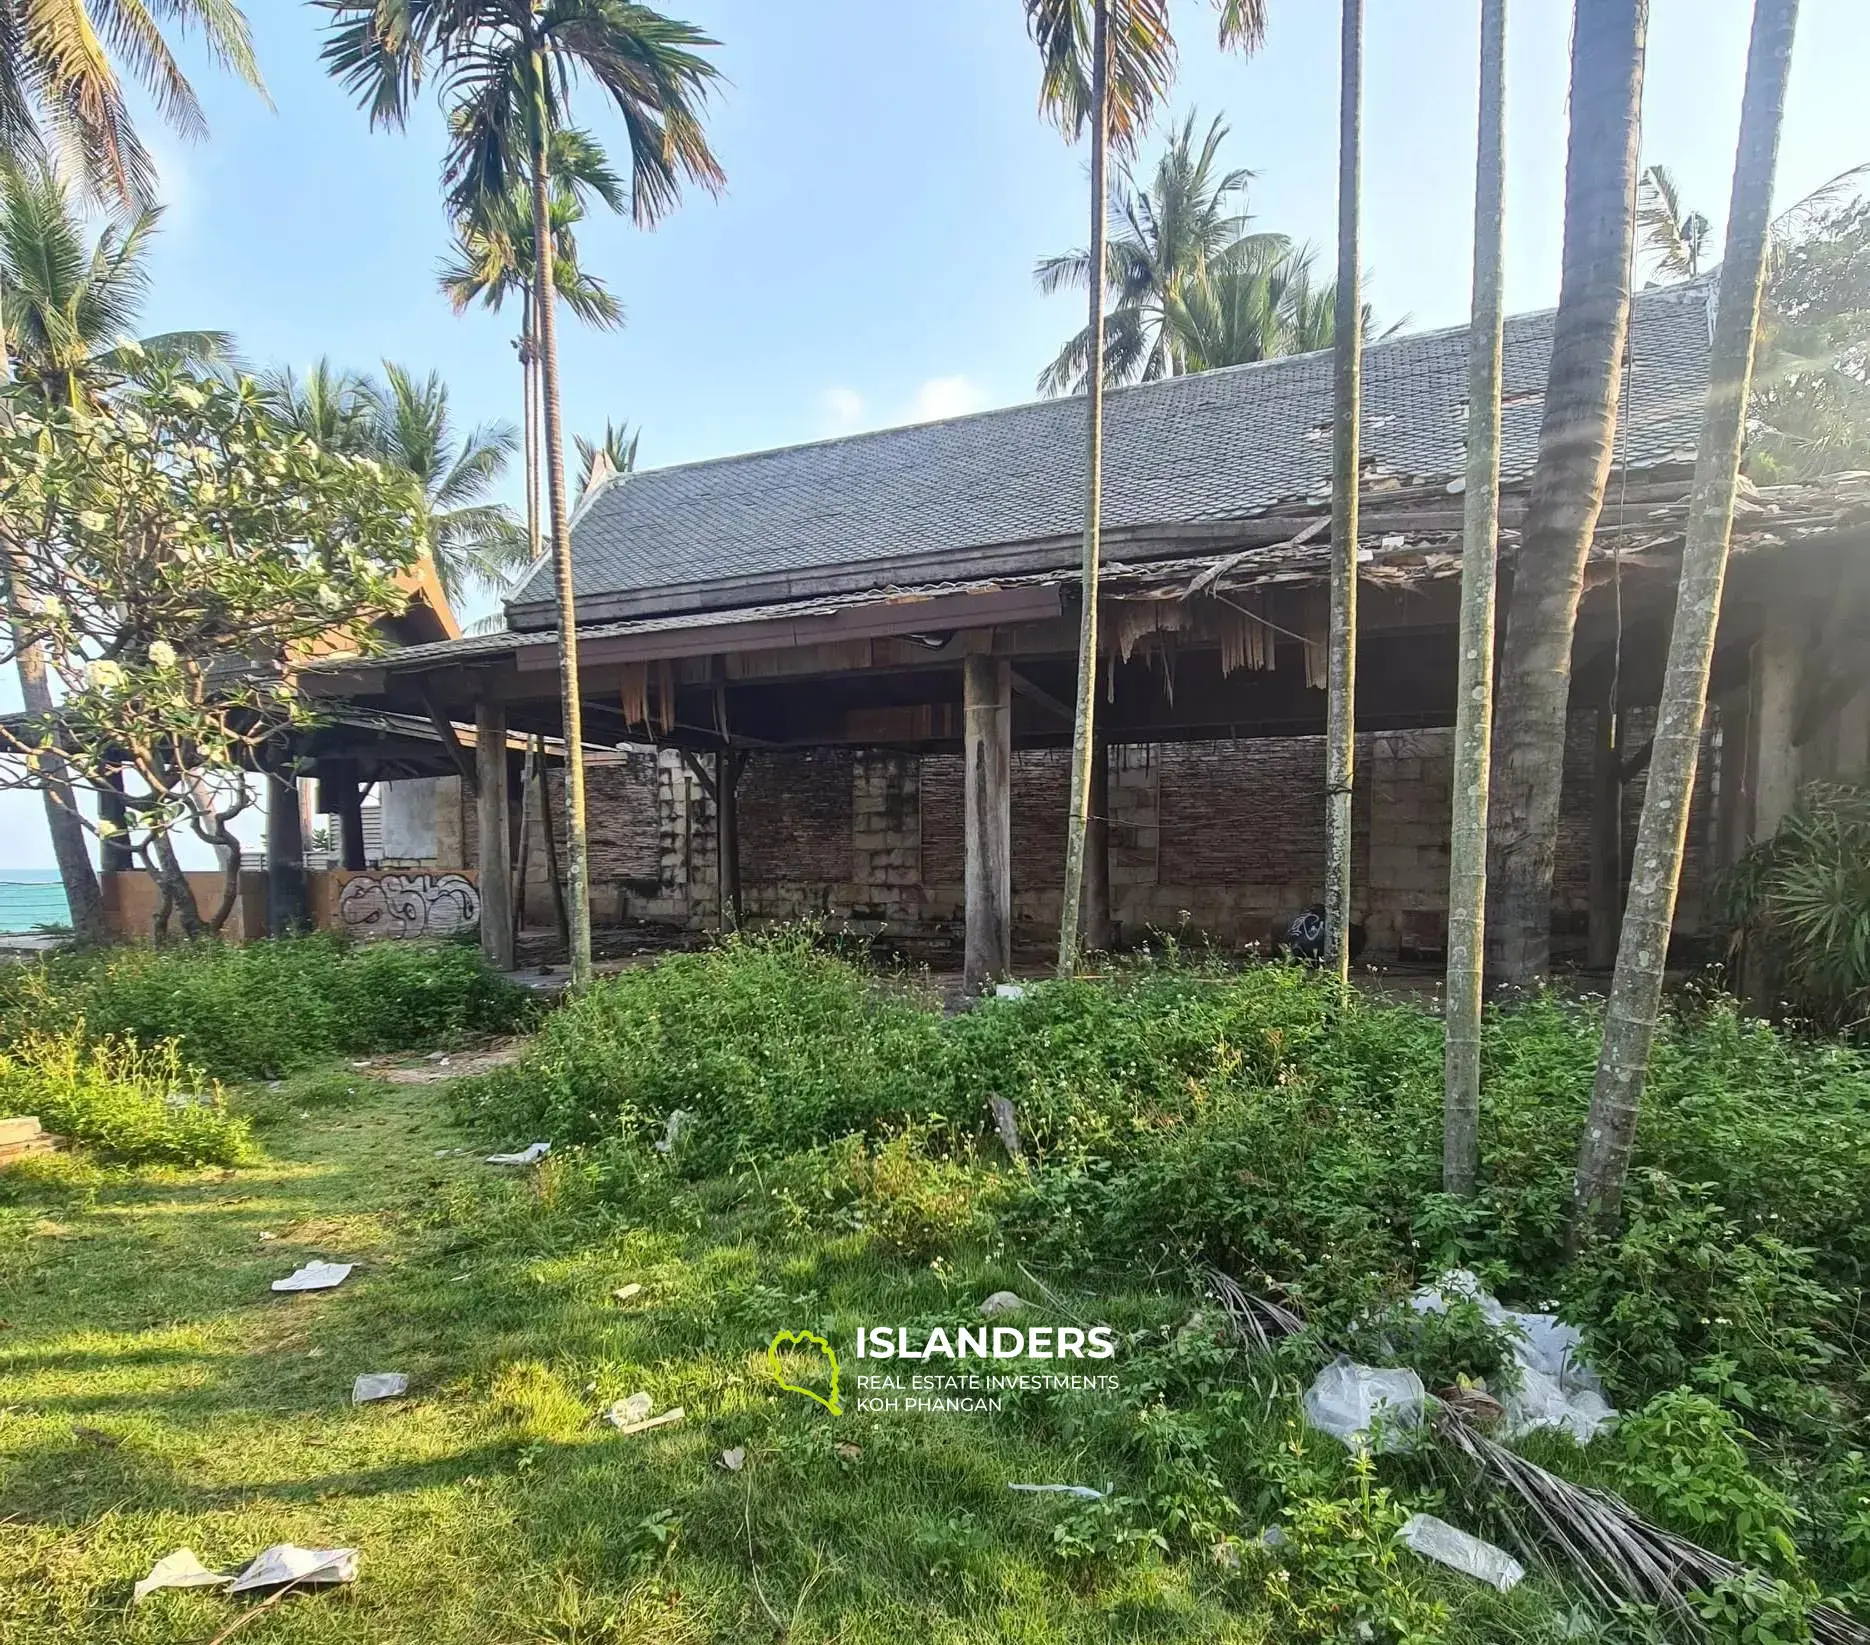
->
99 871 269 943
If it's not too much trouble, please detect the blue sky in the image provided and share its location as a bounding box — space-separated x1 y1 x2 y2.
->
4 0 1868 869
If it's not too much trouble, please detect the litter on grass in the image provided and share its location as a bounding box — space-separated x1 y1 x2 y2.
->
1410 1269 1614 1443
606 1392 654 1428
612 1408 684 1436
351 1372 409 1404
271 1261 353 1293
654 1110 694 1154
134 1549 231 1602
486 1142 550 1166
1302 1357 1428 1453
227 1544 359 1594
612 1283 643 1303
1008 1483 1105 1501
1399 1513 1525 1592
719 1447 746 1472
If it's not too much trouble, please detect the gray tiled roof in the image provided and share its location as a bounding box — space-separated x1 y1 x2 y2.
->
510 281 1715 627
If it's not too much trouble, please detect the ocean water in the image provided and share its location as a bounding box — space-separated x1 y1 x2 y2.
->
0 870 70 934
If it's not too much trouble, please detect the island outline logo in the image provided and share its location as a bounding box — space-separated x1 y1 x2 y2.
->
767 1329 842 1415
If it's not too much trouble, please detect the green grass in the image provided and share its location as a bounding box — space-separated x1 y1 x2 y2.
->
0 1064 1557 1644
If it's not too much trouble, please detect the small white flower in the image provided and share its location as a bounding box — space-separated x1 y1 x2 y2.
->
147 640 177 669
87 659 125 691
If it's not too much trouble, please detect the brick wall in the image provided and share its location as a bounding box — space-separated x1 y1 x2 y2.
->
457 710 1721 956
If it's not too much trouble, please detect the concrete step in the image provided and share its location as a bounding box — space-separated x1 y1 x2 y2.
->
0 1135 58 1167
0 1115 45 1147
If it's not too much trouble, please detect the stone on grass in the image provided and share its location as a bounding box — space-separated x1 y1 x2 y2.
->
978 1290 1025 1319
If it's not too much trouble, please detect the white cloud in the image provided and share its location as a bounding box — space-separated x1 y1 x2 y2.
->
906 375 987 423
819 385 866 435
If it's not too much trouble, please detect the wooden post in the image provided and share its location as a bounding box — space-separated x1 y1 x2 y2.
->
1752 608 1802 841
324 758 368 871
1083 732 1112 951
265 769 308 936
1587 703 1623 971
535 736 571 952
963 654 1012 995
476 702 515 972
99 768 133 874
718 749 744 933
512 740 535 943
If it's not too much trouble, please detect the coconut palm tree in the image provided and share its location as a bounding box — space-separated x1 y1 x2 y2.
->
364 363 528 607
439 124 625 565
0 160 230 943
258 358 376 452
1637 163 1711 280
1486 0 1649 989
1575 0 1801 1244
1162 240 1335 371
1025 0 1266 977
320 0 726 991
0 163 231 404
576 419 639 503
1443 0 1508 1198
0 0 263 210
1322 0 1363 989
1036 109 1289 392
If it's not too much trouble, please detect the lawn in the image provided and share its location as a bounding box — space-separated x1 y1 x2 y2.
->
4 935 1867 1644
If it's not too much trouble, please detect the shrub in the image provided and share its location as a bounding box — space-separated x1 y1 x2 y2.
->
0 934 537 1080
450 930 942 1171
0 1024 252 1166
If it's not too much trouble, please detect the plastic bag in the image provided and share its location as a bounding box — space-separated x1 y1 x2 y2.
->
1399 1514 1524 1592
1302 1356 1426 1452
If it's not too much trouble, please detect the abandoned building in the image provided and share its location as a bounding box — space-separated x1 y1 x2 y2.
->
288 278 1870 986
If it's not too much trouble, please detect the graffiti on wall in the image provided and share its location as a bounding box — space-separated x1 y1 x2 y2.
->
337 872 480 939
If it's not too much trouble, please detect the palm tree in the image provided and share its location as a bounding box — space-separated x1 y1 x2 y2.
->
0 163 231 404
259 358 376 451
1636 163 1711 280
1575 0 1801 1244
365 363 528 606
320 0 726 992
1024 0 1266 977
0 0 263 210
1323 0 1362 988
1443 0 1508 1198
1036 109 1288 392
1162 240 1335 371
1486 0 1649 989
0 160 229 943
576 419 639 503
439 124 625 565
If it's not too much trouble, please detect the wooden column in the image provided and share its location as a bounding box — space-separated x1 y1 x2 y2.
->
265 769 308 936
1586 704 1622 971
718 749 744 933
1082 732 1112 951
476 702 515 972
963 654 1012 994
1752 609 1802 842
98 768 133 874
326 758 368 871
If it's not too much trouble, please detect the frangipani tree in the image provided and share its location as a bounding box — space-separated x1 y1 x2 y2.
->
0 359 424 937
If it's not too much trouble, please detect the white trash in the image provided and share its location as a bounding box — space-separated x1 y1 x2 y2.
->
993 983 1027 1001
1008 1482 1104 1500
228 1544 359 1594
1302 1357 1427 1452
1399 1513 1524 1592
133 1549 231 1602
486 1142 551 1166
1502 1365 1615 1445
271 1261 353 1293
351 1372 409 1405
605 1392 654 1428
654 1110 695 1154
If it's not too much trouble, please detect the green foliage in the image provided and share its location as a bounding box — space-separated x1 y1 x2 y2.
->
450 930 942 1172
1606 1392 1804 1571
1722 783 1870 1031
0 935 535 1081
0 1024 251 1166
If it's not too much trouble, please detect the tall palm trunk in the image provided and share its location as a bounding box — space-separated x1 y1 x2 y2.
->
1573 0 1799 1243
1443 0 1509 1197
1056 0 1112 978
1324 0 1364 988
1486 0 1648 987
522 288 541 566
530 92 594 988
